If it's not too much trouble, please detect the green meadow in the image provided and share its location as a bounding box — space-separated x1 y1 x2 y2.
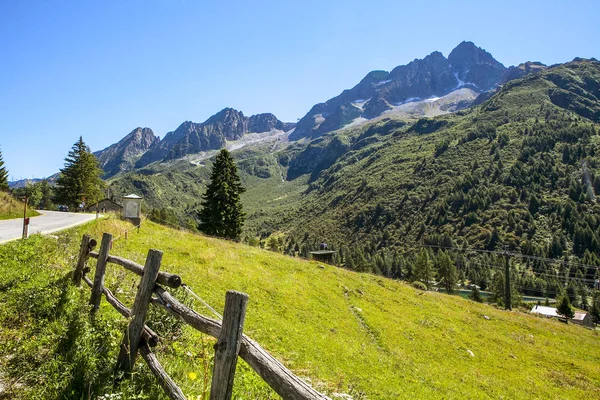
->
0 217 599 399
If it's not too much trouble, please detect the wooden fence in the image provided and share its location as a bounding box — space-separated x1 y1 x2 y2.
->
73 233 330 400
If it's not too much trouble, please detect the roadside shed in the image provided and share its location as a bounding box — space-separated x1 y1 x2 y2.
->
87 198 122 213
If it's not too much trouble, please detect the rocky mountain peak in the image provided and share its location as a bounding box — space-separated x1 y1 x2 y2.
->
133 108 294 168
448 41 506 91
94 127 159 178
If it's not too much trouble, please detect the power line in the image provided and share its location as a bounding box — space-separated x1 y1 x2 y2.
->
420 244 600 271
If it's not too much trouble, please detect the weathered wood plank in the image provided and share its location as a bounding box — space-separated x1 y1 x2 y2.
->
89 233 112 313
139 341 186 400
117 249 162 373
152 286 329 400
82 275 159 347
210 291 248 400
88 252 181 288
73 234 90 286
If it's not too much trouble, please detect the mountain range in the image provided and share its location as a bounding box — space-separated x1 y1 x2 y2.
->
93 41 549 179
93 109 295 178
68 42 600 279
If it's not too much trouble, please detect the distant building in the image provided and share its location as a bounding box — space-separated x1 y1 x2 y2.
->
530 305 559 318
122 194 143 226
309 250 337 264
86 198 122 213
530 305 594 328
572 311 595 328
309 244 337 264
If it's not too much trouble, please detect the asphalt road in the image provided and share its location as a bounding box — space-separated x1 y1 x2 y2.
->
0 210 99 244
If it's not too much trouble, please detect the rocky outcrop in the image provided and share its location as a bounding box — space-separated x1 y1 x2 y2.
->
248 113 295 133
290 42 507 141
501 61 547 83
135 108 295 168
94 127 159 178
448 41 506 91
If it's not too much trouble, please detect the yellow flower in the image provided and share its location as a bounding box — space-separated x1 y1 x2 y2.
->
188 372 198 381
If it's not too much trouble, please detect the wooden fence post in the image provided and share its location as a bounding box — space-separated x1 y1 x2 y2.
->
73 234 91 286
210 290 249 400
89 233 112 313
117 249 162 373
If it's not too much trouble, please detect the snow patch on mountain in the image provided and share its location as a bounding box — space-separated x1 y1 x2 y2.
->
373 79 392 87
345 117 369 128
352 99 371 110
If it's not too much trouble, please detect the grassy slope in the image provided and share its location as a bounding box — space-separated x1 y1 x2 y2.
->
0 192 39 220
1 218 599 399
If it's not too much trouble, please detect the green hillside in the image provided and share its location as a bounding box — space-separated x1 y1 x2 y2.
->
0 191 39 220
105 60 600 308
1 218 599 399
279 60 600 254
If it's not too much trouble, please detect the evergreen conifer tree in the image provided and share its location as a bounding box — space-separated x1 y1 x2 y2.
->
0 147 9 191
54 137 104 209
413 249 436 290
557 295 575 324
437 251 458 294
197 149 246 240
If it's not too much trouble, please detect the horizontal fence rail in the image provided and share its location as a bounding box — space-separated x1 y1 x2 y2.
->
73 232 330 400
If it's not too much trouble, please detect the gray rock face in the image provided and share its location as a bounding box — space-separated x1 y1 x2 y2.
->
448 41 506 91
95 127 159 178
135 108 294 168
290 42 507 141
248 112 295 133
501 61 547 83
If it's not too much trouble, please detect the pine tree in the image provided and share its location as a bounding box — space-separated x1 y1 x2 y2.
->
197 149 246 240
557 295 575 324
437 251 458 294
54 137 104 209
0 146 8 191
413 249 436 290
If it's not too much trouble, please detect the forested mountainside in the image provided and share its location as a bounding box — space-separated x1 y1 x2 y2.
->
250 59 600 300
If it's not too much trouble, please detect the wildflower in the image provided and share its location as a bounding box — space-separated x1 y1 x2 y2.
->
188 372 198 381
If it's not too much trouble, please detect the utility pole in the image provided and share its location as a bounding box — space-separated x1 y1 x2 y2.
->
22 185 29 239
504 247 512 310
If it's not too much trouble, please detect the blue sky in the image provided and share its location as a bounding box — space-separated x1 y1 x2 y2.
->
1 0 598 179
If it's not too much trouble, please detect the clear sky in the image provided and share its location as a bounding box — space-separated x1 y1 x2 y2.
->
1 0 598 179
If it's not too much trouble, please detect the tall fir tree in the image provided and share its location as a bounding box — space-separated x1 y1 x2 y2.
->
54 137 104 209
413 249 436 290
557 295 575 324
198 149 246 240
436 251 458 294
0 146 8 191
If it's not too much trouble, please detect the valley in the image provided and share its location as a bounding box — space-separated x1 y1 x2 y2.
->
3 34 600 399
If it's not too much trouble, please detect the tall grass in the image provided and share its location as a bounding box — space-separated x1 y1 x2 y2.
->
0 191 39 220
1 218 599 399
